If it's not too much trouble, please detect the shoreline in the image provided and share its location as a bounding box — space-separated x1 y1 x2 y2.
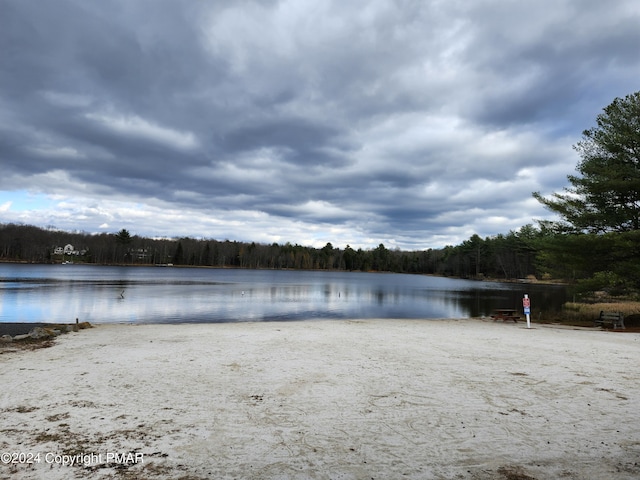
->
1 319 639 479
0 322 46 337
2 315 634 339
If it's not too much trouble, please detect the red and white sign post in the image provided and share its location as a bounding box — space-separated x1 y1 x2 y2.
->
523 294 531 329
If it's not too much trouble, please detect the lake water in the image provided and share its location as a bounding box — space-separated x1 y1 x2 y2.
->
0 264 567 324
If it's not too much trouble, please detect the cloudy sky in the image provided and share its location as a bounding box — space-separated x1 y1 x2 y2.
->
1 0 639 249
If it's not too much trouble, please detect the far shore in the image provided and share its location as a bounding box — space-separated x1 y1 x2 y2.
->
0 258 568 284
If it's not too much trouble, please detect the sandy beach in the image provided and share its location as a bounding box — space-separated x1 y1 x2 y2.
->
1 319 639 479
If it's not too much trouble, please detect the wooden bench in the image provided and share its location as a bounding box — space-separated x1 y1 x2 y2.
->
595 311 625 330
491 309 520 323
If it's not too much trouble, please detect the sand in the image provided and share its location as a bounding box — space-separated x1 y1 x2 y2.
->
1 319 639 480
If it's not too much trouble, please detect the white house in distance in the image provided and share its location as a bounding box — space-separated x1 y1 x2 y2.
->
53 244 86 256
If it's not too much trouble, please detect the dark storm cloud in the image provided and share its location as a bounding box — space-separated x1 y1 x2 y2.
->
1 0 639 248
220 118 349 167
460 1 640 130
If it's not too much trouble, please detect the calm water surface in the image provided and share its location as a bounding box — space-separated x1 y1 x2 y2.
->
0 264 567 324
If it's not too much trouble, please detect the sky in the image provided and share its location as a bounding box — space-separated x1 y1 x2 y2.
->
1 0 639 250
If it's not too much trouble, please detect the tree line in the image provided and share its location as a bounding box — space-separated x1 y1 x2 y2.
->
4 218 636 296
0 221 541 279
1 91 639 297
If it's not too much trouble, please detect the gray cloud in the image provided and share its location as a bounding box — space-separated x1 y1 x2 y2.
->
1 0 639 249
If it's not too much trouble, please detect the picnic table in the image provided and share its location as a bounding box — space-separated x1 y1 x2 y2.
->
491 309 520 323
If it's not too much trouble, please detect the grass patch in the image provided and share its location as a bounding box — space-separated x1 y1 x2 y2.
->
540 301 640 328
564 301 640 316
562 301 640 321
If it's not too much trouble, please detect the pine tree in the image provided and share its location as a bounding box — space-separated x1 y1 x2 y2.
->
534 91 640 233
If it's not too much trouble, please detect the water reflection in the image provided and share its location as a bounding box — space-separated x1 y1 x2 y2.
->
0 264 567 324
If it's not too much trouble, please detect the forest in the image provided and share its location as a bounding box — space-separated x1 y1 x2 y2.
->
0 221 541 279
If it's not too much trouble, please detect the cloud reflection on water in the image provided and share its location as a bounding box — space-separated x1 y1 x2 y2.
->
0 265 567 324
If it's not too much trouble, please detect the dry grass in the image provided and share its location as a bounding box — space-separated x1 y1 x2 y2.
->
0 322 92 353
563 301 640 318
0 338 55 352
543 301 640 329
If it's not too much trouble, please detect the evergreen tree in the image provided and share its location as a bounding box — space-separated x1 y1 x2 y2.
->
173 241 184 265
114 228 132 262
533 92 640 292
115 228 132 245
534 91 640 233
